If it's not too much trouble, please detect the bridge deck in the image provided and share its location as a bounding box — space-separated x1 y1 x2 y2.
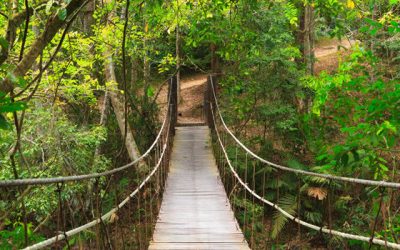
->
149 126 249 250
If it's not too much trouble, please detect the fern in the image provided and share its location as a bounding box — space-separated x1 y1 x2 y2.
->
304 210 322 224
286 158 306 170
271 194 297 239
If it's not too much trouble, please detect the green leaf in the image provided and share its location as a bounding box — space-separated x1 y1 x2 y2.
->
146 86 155 97
341 153 349 166
45 0 54 14
390 21 399 28
364 18 382 28
5 73 26 87
0 114 11 130
369 28 379 36
0 102 27 113
271 194 297 239
58 8 67 21
0 36 9 50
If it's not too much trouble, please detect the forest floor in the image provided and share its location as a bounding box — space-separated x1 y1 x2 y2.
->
157 39 355 124
177 74 207 124
157 73 207 124
314 38 357 74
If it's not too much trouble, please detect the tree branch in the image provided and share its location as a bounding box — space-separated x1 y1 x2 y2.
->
0 11 8 19
0 0 88 95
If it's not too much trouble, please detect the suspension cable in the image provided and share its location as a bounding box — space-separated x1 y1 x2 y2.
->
209 76 400 189
210 103 400 249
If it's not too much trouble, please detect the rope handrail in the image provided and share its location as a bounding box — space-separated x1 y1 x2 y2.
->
210 103 400 249
209 76 400 189
0 77 175 187
23 108 172 250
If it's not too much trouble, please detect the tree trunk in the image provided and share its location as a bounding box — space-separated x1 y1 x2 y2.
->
143 22 150 102
104 54 146 167
210 43 219 73
175 0 181 104
83 0 95 35
0 0 87 94
0 5 34 66
304 3 315 75
131 59 139 93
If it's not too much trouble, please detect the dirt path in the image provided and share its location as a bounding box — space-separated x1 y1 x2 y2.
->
156 74 207 124
156 39 353 122
315 39 357 73
177 74 207 124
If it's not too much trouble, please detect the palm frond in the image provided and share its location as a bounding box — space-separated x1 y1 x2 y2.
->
271 194 297 239
304 210 322 224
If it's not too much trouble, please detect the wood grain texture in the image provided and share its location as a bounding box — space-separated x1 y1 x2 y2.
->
149 126 249 250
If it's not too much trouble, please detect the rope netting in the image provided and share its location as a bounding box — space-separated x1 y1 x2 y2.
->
206 75 400 249
0 77 178 249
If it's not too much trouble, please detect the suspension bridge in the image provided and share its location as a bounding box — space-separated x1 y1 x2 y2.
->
1 75 399 249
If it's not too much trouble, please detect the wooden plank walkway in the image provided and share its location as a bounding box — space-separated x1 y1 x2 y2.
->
149 126 249 250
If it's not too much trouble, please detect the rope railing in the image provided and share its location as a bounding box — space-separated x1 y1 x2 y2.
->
1 76 178 249
206 75 400 249
0 77 177 187
208 76 400 189
23 112 172 250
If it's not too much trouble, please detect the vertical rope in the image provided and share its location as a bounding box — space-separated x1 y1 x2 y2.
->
136 168 142 250
244 152 248 235
20 193 29 247
56 183 70 250
276 171 280 245
251 161 256 247
55 184 61 248
65 200 75 247
297 177 301 240
262 168 267 247
100 216 112 249
99 177 113 249
222 134 227 190
156 138 162 220
94 178 101 249
127 184 133 246
369 187 386 250
143 163 149 249
232 145 239 217
115 179 126 250
149 153 154 243
327 179 333 239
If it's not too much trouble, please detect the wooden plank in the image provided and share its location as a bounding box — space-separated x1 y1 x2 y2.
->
149 126 250 250
149 242 249 250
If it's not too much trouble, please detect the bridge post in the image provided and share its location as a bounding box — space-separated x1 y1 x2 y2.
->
170 75 178 133
204 75 216 130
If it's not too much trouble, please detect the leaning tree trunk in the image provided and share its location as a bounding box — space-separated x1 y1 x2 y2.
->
104 54 146 167
100 0 146 167
0 0 87 94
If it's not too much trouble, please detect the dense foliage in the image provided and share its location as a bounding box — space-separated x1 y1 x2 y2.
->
0 0 399 248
